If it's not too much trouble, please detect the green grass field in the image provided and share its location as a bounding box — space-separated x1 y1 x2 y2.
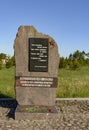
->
0 67 15 98
0 66 89 98
57 66 89 98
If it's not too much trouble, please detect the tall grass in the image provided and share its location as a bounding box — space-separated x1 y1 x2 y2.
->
57 66 89 98
0 67 15 98
0 66 89 98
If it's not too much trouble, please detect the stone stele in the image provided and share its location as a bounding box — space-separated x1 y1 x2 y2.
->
14 26 59 108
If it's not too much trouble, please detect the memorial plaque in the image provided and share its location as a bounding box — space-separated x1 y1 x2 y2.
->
29 38 48 72
16 76 58 88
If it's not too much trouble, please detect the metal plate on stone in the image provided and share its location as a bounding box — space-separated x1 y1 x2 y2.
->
29 38 48 72
16 76 58 88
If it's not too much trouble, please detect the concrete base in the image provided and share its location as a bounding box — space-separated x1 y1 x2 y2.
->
15 105 59 120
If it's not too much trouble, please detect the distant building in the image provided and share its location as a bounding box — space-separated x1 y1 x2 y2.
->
1 57 9 64
2 59 6 64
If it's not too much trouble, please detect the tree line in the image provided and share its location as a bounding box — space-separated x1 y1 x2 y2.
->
0 50 89 70
59 50 89 70
0 53 15 70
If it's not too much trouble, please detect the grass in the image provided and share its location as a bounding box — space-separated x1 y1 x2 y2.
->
0 66 89 98
57 66 89 98
0 67 15 98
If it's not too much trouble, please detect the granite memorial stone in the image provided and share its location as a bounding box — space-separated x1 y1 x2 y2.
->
14 26 59 120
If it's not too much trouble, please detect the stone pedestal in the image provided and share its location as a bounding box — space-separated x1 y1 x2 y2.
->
15 105 59 120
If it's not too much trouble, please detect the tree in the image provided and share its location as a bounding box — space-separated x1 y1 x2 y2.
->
59 57 67 68
6 59 12 68
68 60 73 69
11 55 15 66
72 59 80 70
73 50 80 60
0 53 6 60
86 59 89 65
69 53 73 60
0 61 3 70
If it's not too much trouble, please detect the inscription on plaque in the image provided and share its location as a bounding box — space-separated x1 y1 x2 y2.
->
20 77 53 87
29 38 48 72
16 77 58 88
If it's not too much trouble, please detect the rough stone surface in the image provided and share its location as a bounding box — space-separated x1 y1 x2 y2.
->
0 99 89 130
15 110 59 120
14 26 59 77
16 87 56 106
14 26 59 106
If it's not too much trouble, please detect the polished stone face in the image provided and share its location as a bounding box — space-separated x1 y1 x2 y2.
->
29 38 48 72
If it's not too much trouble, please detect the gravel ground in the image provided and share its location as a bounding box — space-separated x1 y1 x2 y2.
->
0 98 89 130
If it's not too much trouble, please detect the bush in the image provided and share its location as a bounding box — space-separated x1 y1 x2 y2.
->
69 59 80 70
59 57 67 68
0 61 3 70
11 56 15 66
6 59 12 68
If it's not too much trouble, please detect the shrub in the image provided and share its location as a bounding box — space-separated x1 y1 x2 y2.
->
70 59 80 70
0 61 2 70
6 59 12 68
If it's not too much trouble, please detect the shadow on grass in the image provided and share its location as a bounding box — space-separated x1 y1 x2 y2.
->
0 93 18 119
0 93 13 98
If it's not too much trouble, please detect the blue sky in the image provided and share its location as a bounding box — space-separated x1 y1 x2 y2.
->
0 0 89 57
